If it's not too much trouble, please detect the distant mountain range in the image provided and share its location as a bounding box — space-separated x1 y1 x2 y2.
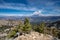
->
0 15 60 29
30 15 60 23
0 15 60 23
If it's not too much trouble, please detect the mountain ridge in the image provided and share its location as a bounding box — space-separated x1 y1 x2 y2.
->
0 16 60 23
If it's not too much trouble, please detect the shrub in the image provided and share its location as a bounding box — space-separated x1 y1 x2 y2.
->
57 31 60 39
22 18 32 33
7 30 16 38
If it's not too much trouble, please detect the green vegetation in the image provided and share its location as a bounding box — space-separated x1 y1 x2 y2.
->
7 18 32 38
51 27 58 37
17 18 32 34
33 22 46 33
39 22 46 33
23 18 32 33
7 30 16 38
57 30 60 39
0 17 59 39
0 25 12 33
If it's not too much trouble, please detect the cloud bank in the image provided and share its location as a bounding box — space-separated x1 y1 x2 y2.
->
0 0 60 16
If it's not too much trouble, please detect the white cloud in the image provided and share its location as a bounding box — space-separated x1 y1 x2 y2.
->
0 14 33 16
33 10 44 16
32 10 60 16
44 14 60 16
0 14 23 16
0 3 38 11
45 2 55 6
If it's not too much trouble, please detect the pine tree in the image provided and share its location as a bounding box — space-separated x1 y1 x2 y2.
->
22 18 32 34
39 22 46 33
34 22 46 33
51 27 58 37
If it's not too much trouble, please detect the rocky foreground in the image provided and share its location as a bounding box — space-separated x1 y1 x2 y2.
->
1 31 60 40
14 31 54 40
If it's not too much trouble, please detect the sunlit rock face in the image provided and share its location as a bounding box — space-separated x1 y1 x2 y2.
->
16 32 53 40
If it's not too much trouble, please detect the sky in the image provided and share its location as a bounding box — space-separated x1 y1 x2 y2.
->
0 0 60 16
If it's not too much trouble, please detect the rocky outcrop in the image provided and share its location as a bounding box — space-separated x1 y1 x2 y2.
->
16 31 53 40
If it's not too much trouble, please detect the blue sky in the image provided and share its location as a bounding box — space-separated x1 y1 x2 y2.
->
0 0 60 16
